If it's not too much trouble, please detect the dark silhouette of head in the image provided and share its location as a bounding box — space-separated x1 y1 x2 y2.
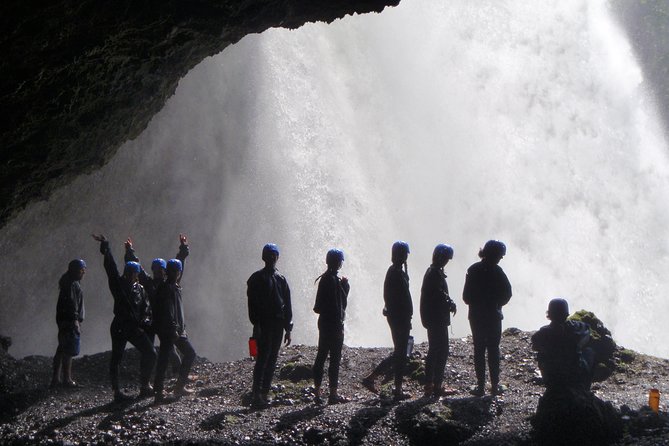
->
166 258 182 283
326 248 345 270
432 244 453 267
479 239 506 263
67 259 86 280
123 261 141 283
547 298 570 322
262 243 280 267
391 240 410 265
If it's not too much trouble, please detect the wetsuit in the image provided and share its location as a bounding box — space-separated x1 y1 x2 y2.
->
383 263 413 391
247 266 293 396
55 273 85 357
531 320 594 390
152 280 196 394
420 265 455 390
312 270 350 390
99 240 156 393
462 260 512 388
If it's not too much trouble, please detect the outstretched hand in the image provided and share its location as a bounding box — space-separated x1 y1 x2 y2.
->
125 237 133 250
179 233 188 245
91 234 106 242
284 332 292 346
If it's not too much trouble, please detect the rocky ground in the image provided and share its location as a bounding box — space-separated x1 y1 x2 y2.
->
1 328 668 445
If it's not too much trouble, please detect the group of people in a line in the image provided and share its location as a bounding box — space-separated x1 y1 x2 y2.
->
52 236 594 409
52 234 196 404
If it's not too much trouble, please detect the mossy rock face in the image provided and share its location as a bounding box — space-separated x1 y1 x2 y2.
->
395 401 474 445
279 361 313 382
569 310 617 381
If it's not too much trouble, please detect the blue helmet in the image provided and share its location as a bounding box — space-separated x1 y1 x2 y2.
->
262 243 280 261
151 258 167 270
124 261 141 275
166 259 183 273
391 241 410 261
480 240 506 259
432 244 454 263
547 298 570 321
326 248 345 267
68 259 86 273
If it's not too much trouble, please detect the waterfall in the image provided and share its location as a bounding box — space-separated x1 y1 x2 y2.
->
1 0 668 362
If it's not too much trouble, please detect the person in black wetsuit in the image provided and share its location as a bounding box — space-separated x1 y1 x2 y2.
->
247 243 293 408
362 241 413 401
92 234 156 402
153 258 197 403
462 239 512 396
531 298 594 391
420 244 457 398
312 248 350 405
124 235 189 374
50 259 86 389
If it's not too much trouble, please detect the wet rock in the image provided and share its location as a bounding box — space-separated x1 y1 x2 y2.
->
569 310 617 381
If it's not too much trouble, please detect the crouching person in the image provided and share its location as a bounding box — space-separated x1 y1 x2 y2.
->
153 259 196 404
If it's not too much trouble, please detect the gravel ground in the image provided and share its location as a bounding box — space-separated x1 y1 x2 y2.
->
1 329 668 445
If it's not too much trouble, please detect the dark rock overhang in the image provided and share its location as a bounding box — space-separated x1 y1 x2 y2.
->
0 0 400 228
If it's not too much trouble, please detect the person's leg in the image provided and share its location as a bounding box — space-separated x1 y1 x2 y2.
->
469 319 486 394
51 347 63 388
424 327 437 395
313 330 329 394
260 323 284 397
433 325 449 391
174 337 196 394
328 330 346 404
127 328 157 391
390 322 410 397
110 334 127 399
252 324 271 400
487 319 502 390
154 334 173 401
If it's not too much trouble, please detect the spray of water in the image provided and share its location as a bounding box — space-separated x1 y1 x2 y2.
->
1 0 668 361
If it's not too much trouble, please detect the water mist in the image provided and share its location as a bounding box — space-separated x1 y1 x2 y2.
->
1 0 668 362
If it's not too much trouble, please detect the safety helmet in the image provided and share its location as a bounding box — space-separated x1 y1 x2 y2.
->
68 259 86 273
124 261 141 275
166 259 183 273
547 298 570 321
391 241 410 262
262 243 280 261
481 240 506 259
151 258 167 270
326 248 345 267
432 244 454 264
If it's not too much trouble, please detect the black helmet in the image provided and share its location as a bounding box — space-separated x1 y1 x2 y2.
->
326 248 345 267
547 298 570 321
480 240 506 259
432 244 454 264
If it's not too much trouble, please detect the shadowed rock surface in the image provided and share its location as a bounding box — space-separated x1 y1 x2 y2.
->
0 0 399 227
1 329 668 445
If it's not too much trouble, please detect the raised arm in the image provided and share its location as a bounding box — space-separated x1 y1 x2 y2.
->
176 233 189 284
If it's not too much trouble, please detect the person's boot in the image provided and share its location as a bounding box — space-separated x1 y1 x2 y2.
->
423 383 435 398
328 388 349 405
139 383 155 398
491 382 507 396
113 389 132 403
469 382 485 397
62 356 78 388
50 355 62 389
173 380 194 397
393 383 410 401
313 385 322 405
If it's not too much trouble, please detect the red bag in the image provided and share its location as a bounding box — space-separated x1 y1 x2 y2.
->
248 337 258 358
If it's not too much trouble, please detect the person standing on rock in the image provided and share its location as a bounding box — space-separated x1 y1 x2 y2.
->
462 239 512 396
124 235 190 374
362 241 414 401
153 258 197 404
247 243 293 408
531 298 594 391
50 259 87 389
312 248 350 405
420 244 457 398
92 234 156 402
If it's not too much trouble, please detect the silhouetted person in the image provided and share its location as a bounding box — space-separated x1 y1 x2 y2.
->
92 234 156 402
50 259 86 389
124 235 189 374
362 241 413 401
312 248 350 405
531 298 594 391
247 243 293 408
153 258 197 404
420 244 457 398
462 239 512 396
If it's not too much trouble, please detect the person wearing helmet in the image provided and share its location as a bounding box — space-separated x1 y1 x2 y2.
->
312 248 350 405
50 259 86 389
152 258 197 404
124 234 190 375
420 244 457 398
462 239 512 396
382 241 414 400
92 234 156 402
531 298 594 391
247 243 293 408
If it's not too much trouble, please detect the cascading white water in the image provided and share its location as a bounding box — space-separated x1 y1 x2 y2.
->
1 0 668 362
